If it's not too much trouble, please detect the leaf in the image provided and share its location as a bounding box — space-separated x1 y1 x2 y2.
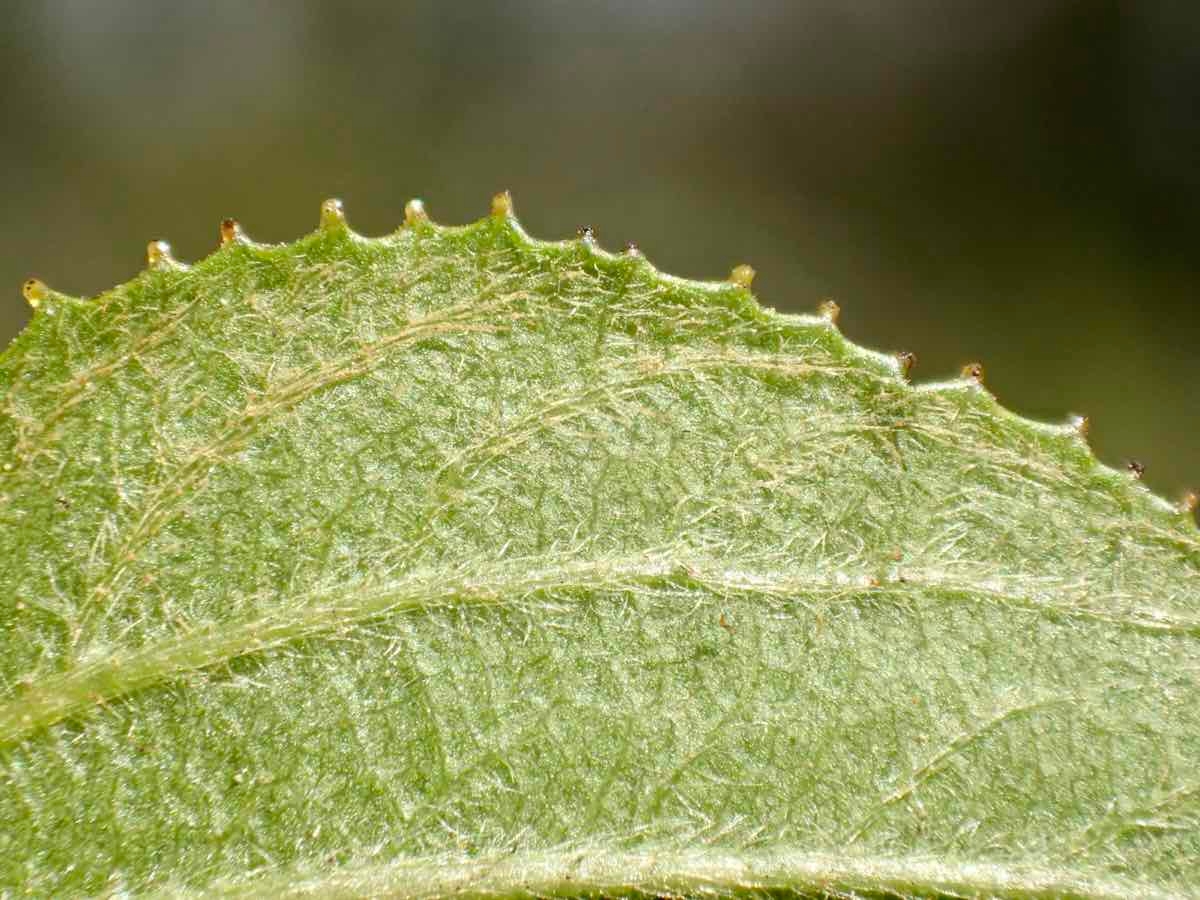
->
1 194 1198 898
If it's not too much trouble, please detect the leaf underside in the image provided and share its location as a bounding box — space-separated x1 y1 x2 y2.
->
0 200 1197 898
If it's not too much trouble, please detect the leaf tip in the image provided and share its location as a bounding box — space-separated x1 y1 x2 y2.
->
729 264 756 289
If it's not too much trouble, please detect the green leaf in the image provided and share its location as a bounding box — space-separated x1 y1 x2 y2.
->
1 194 1198 898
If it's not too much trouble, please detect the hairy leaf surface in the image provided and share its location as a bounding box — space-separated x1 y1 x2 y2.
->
1 198 1198 898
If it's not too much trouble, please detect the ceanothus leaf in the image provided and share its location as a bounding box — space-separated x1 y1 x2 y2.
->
1 194 1197 898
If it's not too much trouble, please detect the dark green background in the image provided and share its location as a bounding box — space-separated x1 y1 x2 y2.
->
1 1 1196 497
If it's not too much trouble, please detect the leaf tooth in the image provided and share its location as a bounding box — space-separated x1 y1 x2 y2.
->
960 361 985 385
619 239 659 273
404 198 429 226
895 350 916 381
1181 489 1199 523
1071 413 1090 440
145 239 185 270
490 190 514 219
19 277 82 315
319 197 346 230
728 264 756 289
21 278 49 310
576 224 597 245
218 218 247 247
817 299 841 327
1126 459 1146 480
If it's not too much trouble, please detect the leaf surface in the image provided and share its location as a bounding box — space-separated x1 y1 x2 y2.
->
1 198 1198 898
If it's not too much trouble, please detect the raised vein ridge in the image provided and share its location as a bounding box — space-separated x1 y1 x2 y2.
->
193 846 1180 900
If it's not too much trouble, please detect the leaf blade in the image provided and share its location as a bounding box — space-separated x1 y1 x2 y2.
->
1 204 1197 897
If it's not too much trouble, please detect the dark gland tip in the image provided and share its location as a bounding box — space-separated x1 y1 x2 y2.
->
961 362 985 383
1126 459 1146 480
1182 490 1199 516
219 218 242 245
490 191 514 218
22 278 48 308
817 299 841 326
319 198 346 228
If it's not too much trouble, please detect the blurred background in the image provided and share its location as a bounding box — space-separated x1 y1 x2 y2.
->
0 0 1196 497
